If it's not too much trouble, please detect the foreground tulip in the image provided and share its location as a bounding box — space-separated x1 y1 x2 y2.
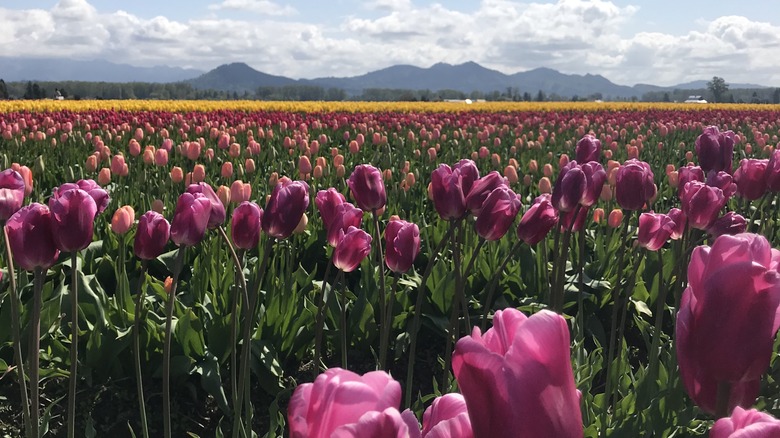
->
475 187 522 241
5 203 60 271
52 179 109 214
231 202 262 250
134 211 171 260
347 164 386 212
327 202 364 247
315 188 346 230
517 194 558 245
263 179 309 240
170 192 212 246
708 212 748 238
452 308 582 437
49 188 98 252
638 212 675 251
333 226 372 272
580 162 606 207
385 219 421 273
111 205 135 235
710 407 780 437
681 181 727 230
695 126 735 174
575 134 601 163
615 159 656 211
676 233 780 416
331 408 421 438
677 166 705 198
559 204 590 232
706 171 737 199
465 171 507 216
288 368 401 438
667 207 687 240
422 393 473 438
186 183 226 229
551 161 586 212
733 158 769 201
430 164 470 220
0 169 25 221
767 149 780 192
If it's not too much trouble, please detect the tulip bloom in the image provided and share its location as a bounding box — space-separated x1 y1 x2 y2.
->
551 161 586 212
333 226 372 272
677 166 705 197
288 368 400 438
638 212 674 251
231 202 262 250
710 407 780 437
330 408 421 438
767 149 780 192
263 179 310 240
695 126 735 174
347 165 386 212
615 159 656 211
733 158 769 201
5 203 60 271
385 219 421 273
475 187 522 241
134 211 171 260
706 171 737 199
676 233 780 416
52 179 110 214
170 192 212 247
708 212 747 238
315 188 346 230
667 207 687 240
111 205 135 235
0 169 25 221
465 171 507 216
559 204 590 232
327 202 364 247
430 164 469 220
575 134 601 163
452 308 583 437
580 161 606 207
186 183 226 229
517 194 558 245
681 181 727 230
49 188 98 252
421 393 473 438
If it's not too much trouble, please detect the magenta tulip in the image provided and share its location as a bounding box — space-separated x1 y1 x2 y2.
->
170 192 212 246
315 188 346 230
667 207 686 240
710 407 780 437
465 171 507 216
288 368 401 438
676 233 780 415
327 202 364 247
559 204 590 232
767 149 780 192
681 181 727 230
5 203 60 271
186 183 226 229
708 212 748 238
422 393 473 438
706 171 737 199
677 166 705 197
333 226 372 272
695 126 735 174
551 161 586 212
615 159 656 211
49 188 98 252
638 212 674 251
347 164 386 212
430 164 468 220
134 211 171 260
231 201 262 250
385 219 421 273
0 169 25 221
262 179 309 239
575 134 601 163
475 187 521 241
53 179 109 213
517 194 558 245
453 159 480 197
733 158 769 201
580 161 606 207
330 408 421 438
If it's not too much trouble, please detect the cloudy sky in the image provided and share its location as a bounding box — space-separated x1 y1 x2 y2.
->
1 0 779 86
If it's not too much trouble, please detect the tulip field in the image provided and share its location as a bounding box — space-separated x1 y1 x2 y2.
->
3 100 780 437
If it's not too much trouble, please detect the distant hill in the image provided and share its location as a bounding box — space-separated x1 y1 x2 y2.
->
0 58 203 83
187 62 296 92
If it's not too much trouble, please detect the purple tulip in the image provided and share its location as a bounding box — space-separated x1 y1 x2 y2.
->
452 308 583 437
667 207 687 240
465 171 507 216
710 407 780 437
695 126 735 174
186 182 226 229
706 171 737 199
430 164 468 220
733 158 769 201
333 226 372 272
453 159 480 197
681 181 727 230
5 203 60 271
475 187 521 241
170 192 212 246
347 164 386 212
262 179 310 239
385 219 421 273
327 202 364 247
708 212 747 238
615 159 656 211
231 201 262 250
677 166 705 198
330 408 421 438
517 194 558 245
53 179 110 214
767 149 780 192
580 161 606 207
134 211 171 260
315 188 346 230
575 134 601 163
638 212 674 251
49 188 98 252
559 204 590 233
422 393 473 438
676 233 780 416
551 161 586 212
0 169 25 221
288 368 400 438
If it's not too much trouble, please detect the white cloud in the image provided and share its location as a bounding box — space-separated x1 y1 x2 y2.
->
207 0 297 16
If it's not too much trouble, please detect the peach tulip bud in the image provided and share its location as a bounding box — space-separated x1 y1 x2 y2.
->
523 174 532 186
167 165 183 183
336 164 346 178
299 156 312 175
471 151 479 161
313 165 324 179
186 142 201 160
229 143 241 158
543 163 553 178
745 143 753 154
528 159 538 174
205 148 215 161
600 184 613 201
185 172 192 186
685 151 693 161
593 207 605 224
230 180 252 204
129 139 141 157
217 185 231 207
193 164 206 183
604 149 613 159
293 213 308 234
154 149 168 166
221 162 234 179
111 205 135 235
245 158 256 174
269 172 279 186
608 209 624 228
427 147 437 161
405 172 416 188
504 165 519 184
668 171 679 188
86 154 98 172
383 168 392 181
478 146 489 159
98 168 111 186
558 154 569 168
143 148 155 165
491 153 501 168
538 176 552 194
627 145 639 160
427 182 434 200
111 154 126 175
349 140 360 154
334 154 344 167
164 276 174 294
665 164 676 175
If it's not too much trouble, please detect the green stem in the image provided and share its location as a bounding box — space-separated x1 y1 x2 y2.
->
67 251 79 438
549 222 562 306
404 225 455 409
382 272 401 366
163 247 187 438
613 249 645 406
133 262 150 438
314 252 334 373
30 267 45 438
373 209 389 370
576 225 586 367
442 221 463 391
335 270 348 368
553 205 581 313
481 240 522 331
648 250 667 382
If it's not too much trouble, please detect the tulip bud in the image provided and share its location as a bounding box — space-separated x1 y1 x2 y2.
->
707 211 747 238
111 205 135 235
186 183 227 229
681 181 727 230
695 125 735 174
333 226 372 272
638 212 674 251
475 187 522 241
134 211 170 260
385 219 420 273
615 159 656 211
608 209 623 228
231 202 262 250
0 169 26 221
347 164 386 212
517 194 558 245
170 192 212 247
171 166 184 183
6 203 60 271
733 158 769 200
263 180 310 239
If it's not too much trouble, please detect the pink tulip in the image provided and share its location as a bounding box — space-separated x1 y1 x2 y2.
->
230 180 252 204
385 219 421 273
315 188 346 230
767 149 780 192
186 183 226 229
638 212 674 251
330 408 421 438
221 162 233 179
327 202 364 247
5 203 60 271
347 165 386 212
49 188 98 252
262 179 310 240
706 171 737 199
516 194 558 245
733 158 769 201
575 134 601 163
710 407 780 437
421 393 473 438
333 226 372 272
475 187 521 241
154 148 168 166
464 171 507 216
696 126 735 174
708 212 748 238
667 207 687 240
676 233 780 416
53 179 110 214
452 308 583 437
111 205 135 235
288 368 400 438
615 159 656 211
134 211 170 260
0 169 26 221
681 181 727 230
231 201 262 250
551 161 586 212
430 160 479 220
170 192 212 247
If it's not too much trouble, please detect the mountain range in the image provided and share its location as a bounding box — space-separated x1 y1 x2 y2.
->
0 58 770 99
